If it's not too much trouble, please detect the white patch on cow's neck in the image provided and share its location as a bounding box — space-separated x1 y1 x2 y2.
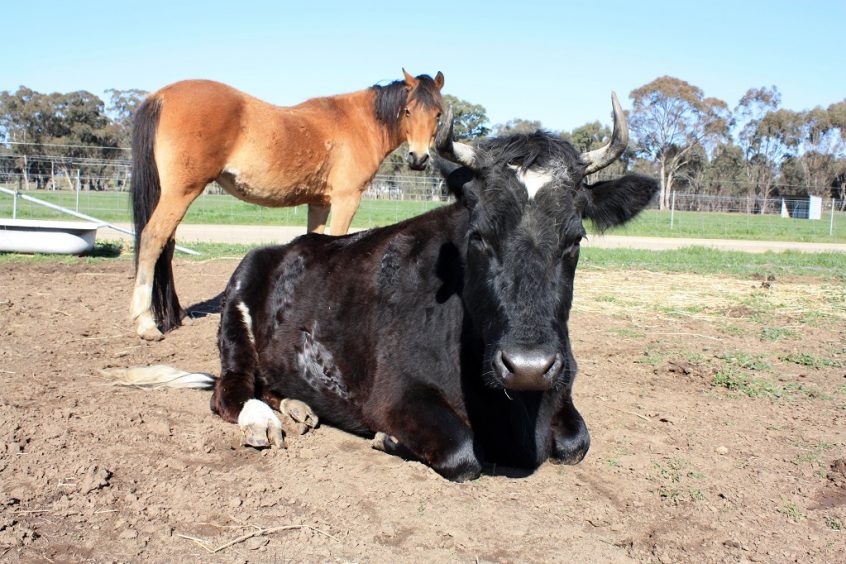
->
236 301 255 344
510 165 554 199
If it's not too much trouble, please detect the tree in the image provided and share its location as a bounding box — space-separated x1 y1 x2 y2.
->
105 88 147 147
734 86 787 210
442 94 489 140
628 76 730 209
493 118 543 136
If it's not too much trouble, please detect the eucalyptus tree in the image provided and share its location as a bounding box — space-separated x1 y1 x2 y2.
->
628 76 730 209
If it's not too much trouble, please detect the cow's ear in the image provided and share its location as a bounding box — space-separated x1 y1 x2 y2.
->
582 174 658 231
435 157 478 209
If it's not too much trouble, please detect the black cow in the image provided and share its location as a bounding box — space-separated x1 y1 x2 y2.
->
209 94 658 481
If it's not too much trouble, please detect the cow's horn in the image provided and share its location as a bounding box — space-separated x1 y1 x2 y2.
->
580 92 629 175
435 106 477 168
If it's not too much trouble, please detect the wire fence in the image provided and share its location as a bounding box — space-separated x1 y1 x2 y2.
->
1 168 844 243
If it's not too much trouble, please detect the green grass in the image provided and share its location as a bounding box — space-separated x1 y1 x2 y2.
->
609 209 846 243
579 247 846 281
3 188 845 242
0 188 445 229
780 353 842 369
2 242 844 284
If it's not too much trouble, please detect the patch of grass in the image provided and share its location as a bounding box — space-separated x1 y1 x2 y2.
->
611 327 645 338
825 516 844 531
716 351 772 371
778 502 806 523
759 326 797 341
712 368 783 399
780 353 842 369
654 457 706 504
635 349 665 366
580 247 846 281
716 322 747 336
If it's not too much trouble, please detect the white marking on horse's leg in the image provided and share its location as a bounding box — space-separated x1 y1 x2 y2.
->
238 399 285 448
129 282 152 320
236 301 255 344
135 312 162 341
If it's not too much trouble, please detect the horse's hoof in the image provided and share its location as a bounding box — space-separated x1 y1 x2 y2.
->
238 399 285 449
138 327 164 341
280 398 318 434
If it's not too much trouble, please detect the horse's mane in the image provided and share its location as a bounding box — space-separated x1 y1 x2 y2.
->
372 74 442 139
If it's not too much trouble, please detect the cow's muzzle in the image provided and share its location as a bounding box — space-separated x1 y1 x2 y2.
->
493 347 563 391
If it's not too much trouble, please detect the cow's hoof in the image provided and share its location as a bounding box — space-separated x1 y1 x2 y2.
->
238 399 285 449
280 398 318 435
371 432 401 454
550 431 590 465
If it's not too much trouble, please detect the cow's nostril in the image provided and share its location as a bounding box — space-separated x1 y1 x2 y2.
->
495 347 561 388
500 351 517 374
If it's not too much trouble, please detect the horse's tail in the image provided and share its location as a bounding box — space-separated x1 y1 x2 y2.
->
103 365 216 390
131 96 181 332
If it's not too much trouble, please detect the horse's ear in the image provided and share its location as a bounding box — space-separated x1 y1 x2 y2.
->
434 71 445 89
402 68 418 88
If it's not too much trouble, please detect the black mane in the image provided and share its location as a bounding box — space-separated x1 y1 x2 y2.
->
372 74 442 139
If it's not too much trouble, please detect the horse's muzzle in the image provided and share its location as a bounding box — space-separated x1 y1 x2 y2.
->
407 152 430 170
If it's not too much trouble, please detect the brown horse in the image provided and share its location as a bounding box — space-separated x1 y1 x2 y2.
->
130 69 445 340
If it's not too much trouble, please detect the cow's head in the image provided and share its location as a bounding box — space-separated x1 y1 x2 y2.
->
437 94 658 392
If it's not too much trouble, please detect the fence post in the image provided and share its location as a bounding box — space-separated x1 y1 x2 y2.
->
14 175 21 218
76 169 81 212
670 190 676 230
831 199 836 237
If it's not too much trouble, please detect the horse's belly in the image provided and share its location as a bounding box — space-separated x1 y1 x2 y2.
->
217 167 329 207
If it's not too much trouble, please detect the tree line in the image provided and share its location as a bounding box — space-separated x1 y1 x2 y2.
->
1 79 844 208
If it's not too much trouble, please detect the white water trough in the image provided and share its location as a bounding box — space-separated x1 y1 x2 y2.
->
0 218 99 255
0 185 199 256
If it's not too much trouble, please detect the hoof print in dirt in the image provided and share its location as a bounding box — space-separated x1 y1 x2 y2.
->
79 465 112 495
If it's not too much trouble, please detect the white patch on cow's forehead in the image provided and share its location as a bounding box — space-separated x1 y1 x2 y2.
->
236 301 255 344
509 165 554 199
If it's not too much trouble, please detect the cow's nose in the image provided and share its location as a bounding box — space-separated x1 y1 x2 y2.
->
495 348 561 391
407 151 430 170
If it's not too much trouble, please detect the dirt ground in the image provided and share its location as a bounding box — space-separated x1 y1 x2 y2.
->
1 257 844 562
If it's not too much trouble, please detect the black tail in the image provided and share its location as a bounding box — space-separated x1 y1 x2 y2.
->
131 96 182 332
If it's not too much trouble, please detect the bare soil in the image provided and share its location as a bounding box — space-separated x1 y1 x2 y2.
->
1 258 844 562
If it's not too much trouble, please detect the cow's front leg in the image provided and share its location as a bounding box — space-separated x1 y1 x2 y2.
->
379 386 482 482
549 393 590 465
211 292 285 448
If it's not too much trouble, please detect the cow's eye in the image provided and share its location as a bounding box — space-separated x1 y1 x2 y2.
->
563 237 582 258
469 231 491 253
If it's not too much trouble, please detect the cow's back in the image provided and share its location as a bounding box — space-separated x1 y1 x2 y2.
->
225 203 470 435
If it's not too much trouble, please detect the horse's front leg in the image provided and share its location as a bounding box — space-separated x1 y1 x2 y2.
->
327 191 364 236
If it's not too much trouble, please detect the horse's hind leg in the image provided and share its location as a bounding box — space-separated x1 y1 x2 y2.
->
130 185 201 340
307 203 330 234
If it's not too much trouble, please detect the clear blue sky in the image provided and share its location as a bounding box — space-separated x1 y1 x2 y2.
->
3 0 843 135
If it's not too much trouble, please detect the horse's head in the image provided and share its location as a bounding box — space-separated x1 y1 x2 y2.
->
400 69 444 170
